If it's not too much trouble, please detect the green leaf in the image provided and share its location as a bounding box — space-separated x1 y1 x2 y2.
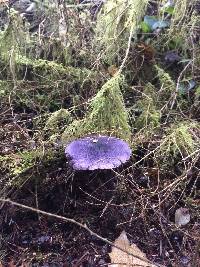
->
195 86 200 98
140 21 151 33
164 6 174 15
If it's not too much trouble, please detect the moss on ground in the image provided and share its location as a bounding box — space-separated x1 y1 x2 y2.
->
155 121 199 166
0 147 65 187
44 108 72 136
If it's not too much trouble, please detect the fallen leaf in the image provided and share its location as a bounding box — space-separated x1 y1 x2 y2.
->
175 208 190 226
109 231 159 267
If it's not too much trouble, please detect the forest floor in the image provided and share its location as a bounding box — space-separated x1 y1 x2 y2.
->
0 1 200 267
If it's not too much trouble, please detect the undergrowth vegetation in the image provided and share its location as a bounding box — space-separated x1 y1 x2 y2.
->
0 0 200 266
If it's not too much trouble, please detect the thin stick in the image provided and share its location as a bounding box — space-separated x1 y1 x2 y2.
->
117 23 135 74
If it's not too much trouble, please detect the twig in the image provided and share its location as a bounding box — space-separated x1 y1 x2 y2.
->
117 23 135 74
182 149 200 161
169 60 192 112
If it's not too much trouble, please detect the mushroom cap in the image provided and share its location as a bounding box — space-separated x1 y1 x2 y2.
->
65 135 131 170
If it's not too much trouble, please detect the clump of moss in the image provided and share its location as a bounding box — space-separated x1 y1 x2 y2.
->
155 65 175 97
16 55 96 83
86 74 131 140
62 75 131 143
0 80 11 96
156 0 198 55
134 83 160 131
135 100 160 130
0 150 39 189
10 150 39 176
61 119 89 144
44 108 72 136
167 0 196 44
0 10 29 57
155 121 199 166
0 55 101 113
0 9 30 80
0 147 65 187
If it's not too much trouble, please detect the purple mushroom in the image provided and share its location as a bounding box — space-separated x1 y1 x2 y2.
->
65 136 132 170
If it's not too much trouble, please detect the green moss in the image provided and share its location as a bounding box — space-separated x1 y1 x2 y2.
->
155 121 199 166
135 102 160 130
16 55 95 83
195 86 200 99
95 0 148 64
167 0 197 43
62 75 131 142
0 10 30 80
0 80 11 96
133 83 160 131
156 1 198 54
44 108 72 136
168 123 197 156
0 10 29 57
1 149 46 177
0 56 101 112
10 151 39 176
155 65 175 94
86 74 131 140
0 147 65 186
61 119 88 144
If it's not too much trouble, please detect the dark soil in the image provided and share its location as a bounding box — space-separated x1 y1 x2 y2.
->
1 162 200 266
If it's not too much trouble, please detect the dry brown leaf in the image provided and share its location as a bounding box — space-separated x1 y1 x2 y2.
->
109 231 159 267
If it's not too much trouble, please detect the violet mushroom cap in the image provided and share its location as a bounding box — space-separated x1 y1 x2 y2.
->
65 135 132 170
